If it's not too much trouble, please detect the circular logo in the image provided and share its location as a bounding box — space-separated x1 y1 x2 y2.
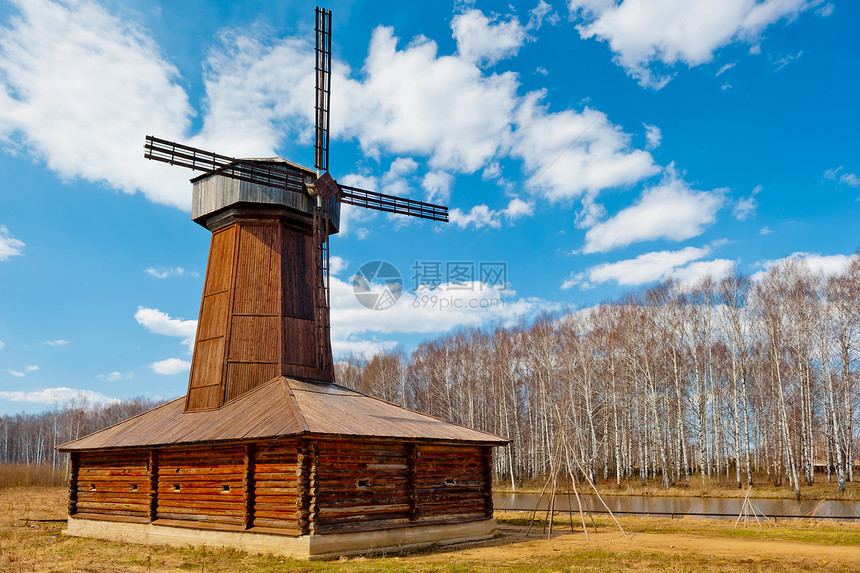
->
352 260 403 311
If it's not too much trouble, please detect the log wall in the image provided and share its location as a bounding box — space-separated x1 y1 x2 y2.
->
313 439 412 534
75 450 150 518
68 438 495 535
156 446 245 526
252 440 299 532
415 444 487 521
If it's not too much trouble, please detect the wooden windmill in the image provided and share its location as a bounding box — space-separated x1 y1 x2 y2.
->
59 8 507 559
143 7 448 410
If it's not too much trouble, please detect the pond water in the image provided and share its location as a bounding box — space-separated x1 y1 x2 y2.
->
493 492 860 520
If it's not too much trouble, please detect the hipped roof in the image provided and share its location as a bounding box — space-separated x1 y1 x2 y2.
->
58 377 507 451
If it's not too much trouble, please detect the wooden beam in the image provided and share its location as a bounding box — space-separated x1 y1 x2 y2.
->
407 443 419 520
309 441 319 535
482 446 493 518
296 439 311 536
243 443 255 529
148 450 158 522
68 452 79 516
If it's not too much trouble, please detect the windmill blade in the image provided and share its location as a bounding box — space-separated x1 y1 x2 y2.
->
315 6 332 174
339 184 449 222
144 135 306 193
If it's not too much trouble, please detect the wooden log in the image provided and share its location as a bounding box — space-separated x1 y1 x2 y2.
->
156 512 243 525
243 443 255 530
68 452 79 516
76 501 149 512
309 441 319 535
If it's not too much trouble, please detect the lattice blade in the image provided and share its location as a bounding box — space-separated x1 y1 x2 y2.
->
315 7 332 174
339 184 449 222
144 135 305 192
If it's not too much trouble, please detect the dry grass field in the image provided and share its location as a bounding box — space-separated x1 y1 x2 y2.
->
2 487 859 572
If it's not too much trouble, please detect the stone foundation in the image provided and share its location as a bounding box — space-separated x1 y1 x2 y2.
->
63 517 499 560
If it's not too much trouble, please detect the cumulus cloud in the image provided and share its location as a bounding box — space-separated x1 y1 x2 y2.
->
733 185 761 221
149 358 191 375
145 267 199 279
452 9 526 66
643 123 662 149
97 371 133 382
0 386 118 405
751 252 858 282
134 306 197 352
824 166 860 187
513 93 658 201
564 245 730 288
330 274 556 357
582 171 725 253
569 0 815 88
0 0 194 208
0 226 25 261
449 198 534 229
8 365 38 377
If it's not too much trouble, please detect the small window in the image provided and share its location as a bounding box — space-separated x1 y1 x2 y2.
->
173 484 181 492
90 484 96 491
357 480 370 488
131 484 138 491
222 485 230 492
445 478 455 486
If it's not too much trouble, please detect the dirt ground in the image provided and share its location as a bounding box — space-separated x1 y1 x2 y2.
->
2 487 859 572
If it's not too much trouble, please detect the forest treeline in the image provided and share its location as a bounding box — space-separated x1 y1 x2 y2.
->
337 256 860 495
0 397 165 472
2 256 857 496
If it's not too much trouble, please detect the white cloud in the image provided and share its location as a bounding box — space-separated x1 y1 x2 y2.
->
774 50 802 71
44 339 69 347
452 9 526 66
0 341 5 350
330 275 556 356
528 1 558 30
817 3 834 17
513 93 659 201
0 226 25 261
569 0 814 88
145 267 198 279
583 171 725 253
97 371 132 382
449 198 534 229
841 173 860 187
716 62 736 76
563 245 712 288
760 226 773 235
0 0 194 209
0 386 118 405
7 364 38 377
329 255 348 276
733 185 761 221
422 171 454 202
134 306 197 352
150 358 191 375
752 252 858 282
339 26 519 173
643 123 662 149
669 258 735 287
450 205 500 229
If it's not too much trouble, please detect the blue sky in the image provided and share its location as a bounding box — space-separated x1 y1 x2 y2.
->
0 0 857 414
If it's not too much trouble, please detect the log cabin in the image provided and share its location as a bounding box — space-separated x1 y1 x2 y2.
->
57 156 508 559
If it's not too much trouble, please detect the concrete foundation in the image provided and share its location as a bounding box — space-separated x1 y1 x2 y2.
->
63 517 499 560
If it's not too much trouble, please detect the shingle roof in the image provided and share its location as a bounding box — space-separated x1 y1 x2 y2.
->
57 377 507 451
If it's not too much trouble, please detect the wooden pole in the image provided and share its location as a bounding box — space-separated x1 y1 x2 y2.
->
243 443 256 530
148 450 158 522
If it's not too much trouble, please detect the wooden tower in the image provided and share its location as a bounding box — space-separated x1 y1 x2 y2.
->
57 7 507 559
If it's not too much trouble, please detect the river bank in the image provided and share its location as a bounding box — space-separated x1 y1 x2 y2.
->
494 473 860 501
